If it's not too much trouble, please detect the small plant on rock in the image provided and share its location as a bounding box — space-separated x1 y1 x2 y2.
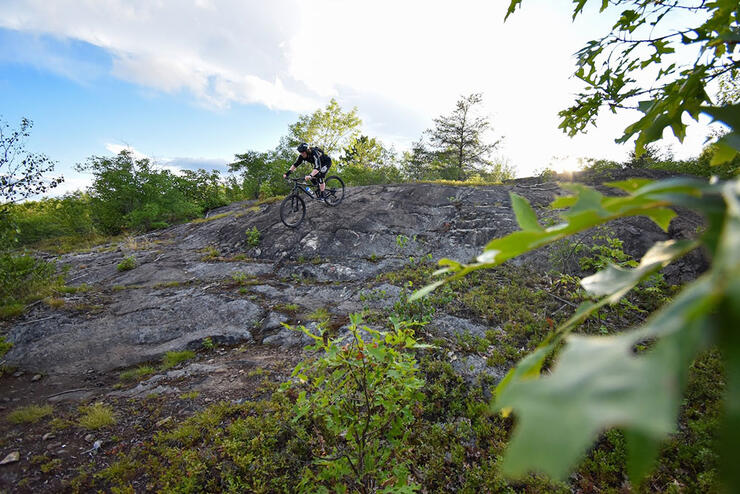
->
246 226 261 247
116 256 136 272
161 350 196 370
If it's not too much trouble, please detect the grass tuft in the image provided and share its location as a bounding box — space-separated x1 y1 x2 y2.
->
161 350 196 370
78 402 116 429
119 365 156 382
7 404 54 424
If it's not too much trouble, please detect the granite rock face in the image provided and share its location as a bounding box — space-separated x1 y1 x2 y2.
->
2 180 706 375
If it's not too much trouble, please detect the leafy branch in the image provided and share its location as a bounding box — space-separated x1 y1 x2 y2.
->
507 0 739 161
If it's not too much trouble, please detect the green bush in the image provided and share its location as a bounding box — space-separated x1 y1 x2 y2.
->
287 314 427 492
77 151 216 234
0 253 59 309
0 336 12 357
340 163 404 186
116 256 136 272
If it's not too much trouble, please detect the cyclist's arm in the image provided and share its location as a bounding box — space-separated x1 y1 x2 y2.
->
285 156 303 176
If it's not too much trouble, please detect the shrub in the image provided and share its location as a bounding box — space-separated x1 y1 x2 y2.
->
119 365 155 382
77 151 209 234
0 253 60 309
0 336 12 357
287 314 427 492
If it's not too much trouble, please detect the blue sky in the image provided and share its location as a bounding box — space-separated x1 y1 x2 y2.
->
0 0 717 196
1 28 297 192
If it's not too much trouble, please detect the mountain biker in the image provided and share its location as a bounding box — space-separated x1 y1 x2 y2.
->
283 143 332 199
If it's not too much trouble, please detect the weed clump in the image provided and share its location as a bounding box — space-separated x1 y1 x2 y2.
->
119 365 155 382
7 404 53 424
116 256 136 272
161 350 196 370
245 226 261 246
78 402 116 429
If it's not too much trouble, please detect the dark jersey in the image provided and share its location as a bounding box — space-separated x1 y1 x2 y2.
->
292 147 332 174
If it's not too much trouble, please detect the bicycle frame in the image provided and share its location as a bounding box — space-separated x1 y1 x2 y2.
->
287 178 320 199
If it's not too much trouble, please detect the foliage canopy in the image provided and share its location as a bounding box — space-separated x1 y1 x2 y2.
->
505 0 739 163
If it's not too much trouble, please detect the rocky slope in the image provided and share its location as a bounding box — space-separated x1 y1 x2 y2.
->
0 177 709 492
2 179 704 377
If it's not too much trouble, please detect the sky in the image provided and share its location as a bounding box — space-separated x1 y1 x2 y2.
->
0 0 719 196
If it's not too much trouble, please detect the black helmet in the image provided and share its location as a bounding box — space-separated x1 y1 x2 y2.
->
297 142 309 153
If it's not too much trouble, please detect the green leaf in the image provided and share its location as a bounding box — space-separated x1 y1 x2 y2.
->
504 0 524 20
625 429 661 485
408 279 446 302
495 300 607 399
510 192 543 231
642 207 677 232
550 195 578 209
497 313 708 479
710 136 740 166
560 184 609 218
712 180 740 492
605 178 655 193
701 103 740 131
581 239 699 303
494 342 557 408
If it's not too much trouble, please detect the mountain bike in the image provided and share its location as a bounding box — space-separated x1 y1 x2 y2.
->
280 176 345 228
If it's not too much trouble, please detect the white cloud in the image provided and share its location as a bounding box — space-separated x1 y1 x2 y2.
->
104 143 149 161
0 0 713 177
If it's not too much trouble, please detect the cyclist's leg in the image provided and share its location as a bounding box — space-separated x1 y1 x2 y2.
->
317 160 331 195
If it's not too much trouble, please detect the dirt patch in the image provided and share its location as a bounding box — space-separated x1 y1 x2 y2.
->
0 344 305 493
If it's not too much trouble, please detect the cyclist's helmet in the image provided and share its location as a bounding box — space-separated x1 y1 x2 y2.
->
297 142 309 153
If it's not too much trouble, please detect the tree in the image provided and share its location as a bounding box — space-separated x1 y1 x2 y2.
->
504 0 739 163
76 151 199 233
426 93 501 179
716 71 740 105
624 143 672 169
338 135 404 185
229 150 277 199
176 168 227 212
287 98 362 156
1 117 62 208
400 139 433 182
340 135 385 169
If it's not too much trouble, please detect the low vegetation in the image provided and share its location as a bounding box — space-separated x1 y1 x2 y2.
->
116 256 136 272
119 365 156 382
161 350 196 370
78 402 116 430
7 404 54 424
57 225 723 492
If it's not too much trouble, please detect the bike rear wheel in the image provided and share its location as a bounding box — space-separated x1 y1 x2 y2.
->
280 194 306 228
323 176 345 207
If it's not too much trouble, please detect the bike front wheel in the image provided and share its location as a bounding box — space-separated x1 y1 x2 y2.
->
322 176 345 207
280 194 306 228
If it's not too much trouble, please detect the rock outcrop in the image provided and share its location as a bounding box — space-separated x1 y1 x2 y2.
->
2 180 706 375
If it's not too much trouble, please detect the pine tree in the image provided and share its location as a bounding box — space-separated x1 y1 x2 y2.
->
427 93 501 178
